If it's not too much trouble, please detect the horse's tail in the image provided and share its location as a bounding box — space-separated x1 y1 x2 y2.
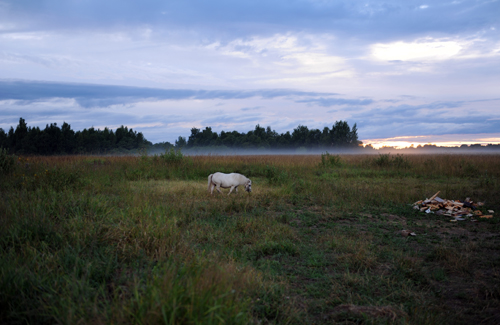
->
208 174 213 192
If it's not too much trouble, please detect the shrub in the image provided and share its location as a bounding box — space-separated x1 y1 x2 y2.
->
374 153 411 169
160 147 184 163
374 153 391 167
392 154 411 169
321 152 342 167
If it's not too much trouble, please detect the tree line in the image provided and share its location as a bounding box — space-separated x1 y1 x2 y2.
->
0 118 362 155
3 118 499 155
186 121 361 149
0 118 151 155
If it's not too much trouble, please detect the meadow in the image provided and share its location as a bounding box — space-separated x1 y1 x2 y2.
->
1 151 499 324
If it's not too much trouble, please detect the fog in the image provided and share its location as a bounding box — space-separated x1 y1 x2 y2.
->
146 147 500 156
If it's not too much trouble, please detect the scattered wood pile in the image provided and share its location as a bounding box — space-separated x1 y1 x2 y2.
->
412 191 494 221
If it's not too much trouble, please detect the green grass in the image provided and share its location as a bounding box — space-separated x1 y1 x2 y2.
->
1 154 499 324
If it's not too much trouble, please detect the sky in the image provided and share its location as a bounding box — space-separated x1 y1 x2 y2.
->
1 0 499 148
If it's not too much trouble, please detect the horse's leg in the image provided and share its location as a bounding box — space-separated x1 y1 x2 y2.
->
228 186 235 195
210 183 215 195
235 186 238 193
216 184 223 194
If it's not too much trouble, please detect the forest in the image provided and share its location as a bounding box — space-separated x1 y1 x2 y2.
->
186 121 361 150
0 118 361 155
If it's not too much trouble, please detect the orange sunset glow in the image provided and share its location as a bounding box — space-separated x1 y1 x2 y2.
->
362 133 500 149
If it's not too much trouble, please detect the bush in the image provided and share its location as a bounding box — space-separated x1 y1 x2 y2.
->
0 148 16 175
392 154 411 169
374 153 391 167
160 148 184 163
321 152 342 167
374 154 411 169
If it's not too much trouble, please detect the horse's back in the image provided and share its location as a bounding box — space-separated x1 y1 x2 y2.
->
211 172 245 187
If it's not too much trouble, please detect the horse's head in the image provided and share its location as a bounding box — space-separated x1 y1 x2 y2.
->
245 179 252 192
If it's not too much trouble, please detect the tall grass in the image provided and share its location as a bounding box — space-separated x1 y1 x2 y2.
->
1 153 499 323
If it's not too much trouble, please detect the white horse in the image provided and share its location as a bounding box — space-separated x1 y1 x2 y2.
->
208 172 252 195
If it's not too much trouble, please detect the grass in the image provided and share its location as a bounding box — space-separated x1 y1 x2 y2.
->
1 153 499 324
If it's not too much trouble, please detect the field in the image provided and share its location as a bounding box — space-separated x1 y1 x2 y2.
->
1 153 499 324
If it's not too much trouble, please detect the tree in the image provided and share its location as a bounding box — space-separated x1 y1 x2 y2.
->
14 118 29 153
61 122 76 153
200 127 218 146
330 120 353 147
349 123 362 147
277 131 292 148
175 136 187 148
292 125 309 147
321 127 331 146
187 128 201 147
0 128 7 149
254 124 266 141
305 129 321 147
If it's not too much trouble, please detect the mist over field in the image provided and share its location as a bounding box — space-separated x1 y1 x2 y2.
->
152 147 500 157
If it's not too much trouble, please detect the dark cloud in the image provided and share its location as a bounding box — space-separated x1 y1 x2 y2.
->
361 118 500 139
327 106 364 113
353 101 466 121
2 0 498 42
354 101 500 138
0 105 196 142
0 80 336 108
240 106 262 111
296 97 374 107
201 114 262 125
469 98 500 103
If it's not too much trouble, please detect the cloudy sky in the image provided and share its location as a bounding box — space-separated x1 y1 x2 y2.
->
1 0 499 148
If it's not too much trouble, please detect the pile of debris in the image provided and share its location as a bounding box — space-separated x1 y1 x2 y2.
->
412 191 494 222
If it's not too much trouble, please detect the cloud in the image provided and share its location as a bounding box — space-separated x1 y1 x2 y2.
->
353 100 500 138
296 97 374 107
240 106 262 111
371 38 463 61
202 114 262 125
0 79 337 108
2 0 499 42
353 101 465 122
209 33 354 83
